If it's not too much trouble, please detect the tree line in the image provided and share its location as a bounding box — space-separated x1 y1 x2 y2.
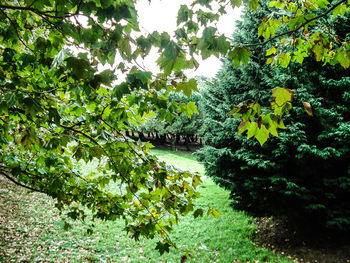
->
126 88 204 151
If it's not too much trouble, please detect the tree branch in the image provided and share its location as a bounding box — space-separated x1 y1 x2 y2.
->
59 123 174 241
242 0 347 48
0 9 34 52
0 168 46 194
0 4 72 19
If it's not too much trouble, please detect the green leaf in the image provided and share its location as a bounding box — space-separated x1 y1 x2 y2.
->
66 57 91 79
156 54 175 76
247 122 259 139
181 101 199 118
5 93 18 106
177 5 193 25
48 108 61 124
228 47 252 67
63 221 72 231
73 145 85 161
215 35 231 55
248 0 260 10
278 52 292 68
99 69 115 86
155 241 171 255
119 38 132 57
176 79 198 98
231 0 242 7
255 125 269 146
51 48 70 69
112 83 130 100
173 54 187 72
193 208 204 218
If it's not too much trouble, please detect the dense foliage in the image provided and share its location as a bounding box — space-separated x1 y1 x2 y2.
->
1 0 350 253
0 0 207 253
198 5 350 231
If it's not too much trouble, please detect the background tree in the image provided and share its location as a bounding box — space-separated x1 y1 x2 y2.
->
198 3 350 231
130 91 203 151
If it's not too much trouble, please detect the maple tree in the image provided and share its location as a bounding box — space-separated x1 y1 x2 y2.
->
0 0 349 253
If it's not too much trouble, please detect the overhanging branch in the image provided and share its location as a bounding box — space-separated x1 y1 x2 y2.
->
0 4 71 19
242 0 347 49
0 168 45 194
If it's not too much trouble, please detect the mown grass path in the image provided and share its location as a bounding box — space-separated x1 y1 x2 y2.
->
0 149 294 262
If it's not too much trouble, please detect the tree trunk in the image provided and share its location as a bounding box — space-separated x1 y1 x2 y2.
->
176 134 181 143
160 134 166 144
185 134 191 151
170 134 176 151
139 132 145 141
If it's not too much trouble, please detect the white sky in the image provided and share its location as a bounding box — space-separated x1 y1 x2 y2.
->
135 0 242 78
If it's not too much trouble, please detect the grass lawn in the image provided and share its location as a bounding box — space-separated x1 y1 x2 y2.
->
0 148 295 262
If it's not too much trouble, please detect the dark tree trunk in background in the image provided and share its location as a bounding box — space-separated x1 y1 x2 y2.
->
139 132 145 141
185 135 191 151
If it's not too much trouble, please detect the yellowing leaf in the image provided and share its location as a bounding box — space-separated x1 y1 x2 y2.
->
303 102 313 116
272 87 294 106
268 122 278 137
335 47 350 69
277 119 286 129
333 4 347 18
187 101 199 114
238 121 250 135
207 208 220 218
266 46 277 56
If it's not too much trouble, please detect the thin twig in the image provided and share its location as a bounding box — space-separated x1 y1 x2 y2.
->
0 9 34 52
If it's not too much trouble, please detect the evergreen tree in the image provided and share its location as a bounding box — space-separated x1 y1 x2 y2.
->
198 5 350 231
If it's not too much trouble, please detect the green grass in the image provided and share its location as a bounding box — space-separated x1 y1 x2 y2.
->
150 148 204 175
0 148 295 262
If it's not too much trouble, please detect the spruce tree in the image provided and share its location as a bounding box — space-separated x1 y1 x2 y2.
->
198 5 350 231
